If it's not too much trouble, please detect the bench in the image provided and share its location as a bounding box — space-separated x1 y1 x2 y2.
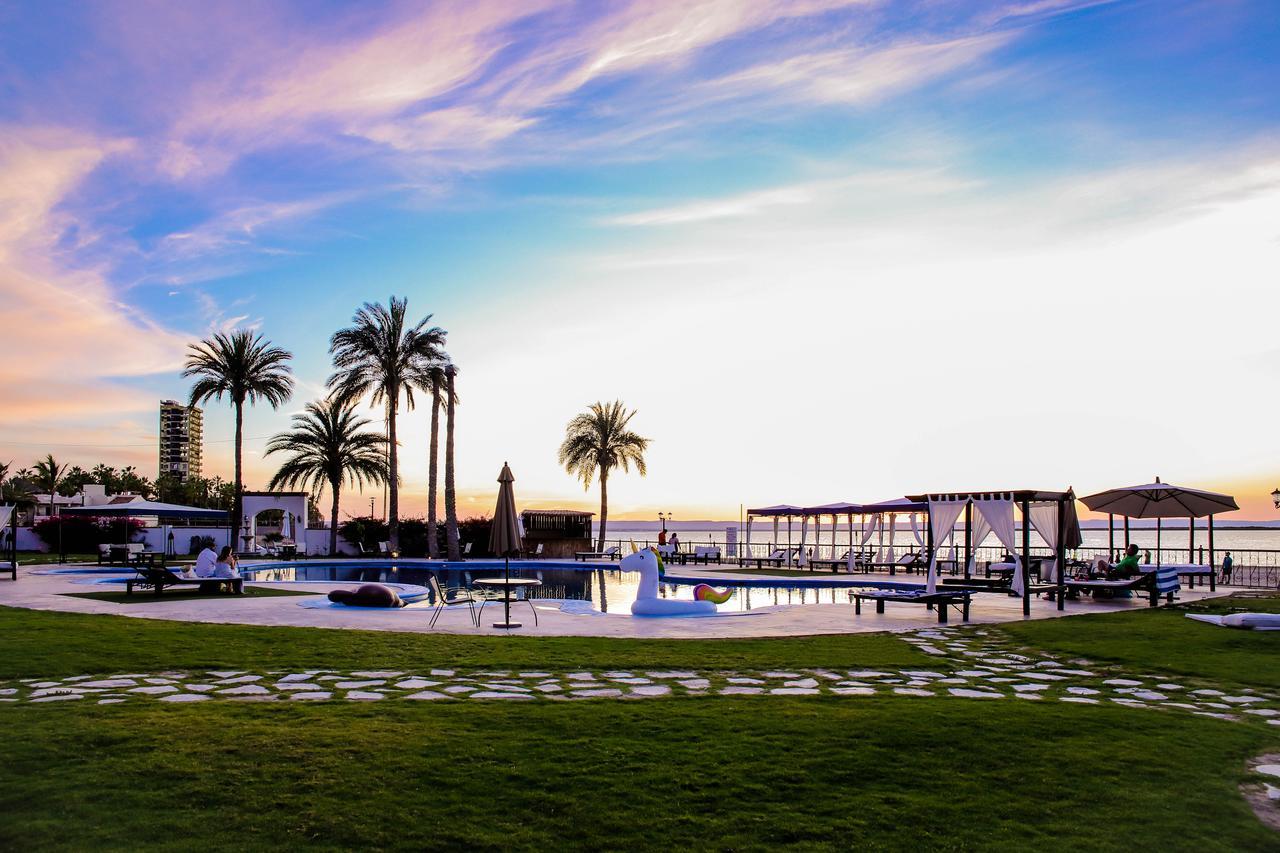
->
126 567 243 596
852 589 972 623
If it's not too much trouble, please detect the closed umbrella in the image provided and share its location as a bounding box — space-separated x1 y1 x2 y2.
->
488 462 524 629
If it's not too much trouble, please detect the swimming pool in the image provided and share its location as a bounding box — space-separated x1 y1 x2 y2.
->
237 560 925 613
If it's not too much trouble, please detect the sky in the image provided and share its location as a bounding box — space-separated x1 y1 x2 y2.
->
1 0 1278 522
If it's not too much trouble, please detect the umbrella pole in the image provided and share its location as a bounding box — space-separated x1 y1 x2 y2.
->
504 553 511 628
1123 516 1130 549
1108 514 1114 560
1156 518 1162 566
1207 515 1216 591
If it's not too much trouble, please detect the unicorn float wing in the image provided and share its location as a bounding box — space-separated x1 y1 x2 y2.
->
620 543 718 617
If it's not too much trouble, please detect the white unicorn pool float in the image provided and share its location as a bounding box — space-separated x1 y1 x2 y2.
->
621 544 730 617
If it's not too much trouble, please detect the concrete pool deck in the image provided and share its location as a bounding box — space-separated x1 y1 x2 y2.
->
0 560 1238 638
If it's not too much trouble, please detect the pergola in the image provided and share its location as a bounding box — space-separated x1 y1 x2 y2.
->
905 489 1081 615
744 505 805 564
64 500 229 564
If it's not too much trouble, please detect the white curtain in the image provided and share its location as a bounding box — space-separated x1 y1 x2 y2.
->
797 516 809 567
967 512 993 574
1028 503 1060 582
744 517 753 559
0 505 12 529
926 499 967 593
975 497 1022 595
910 512 924 546
886 513 897 564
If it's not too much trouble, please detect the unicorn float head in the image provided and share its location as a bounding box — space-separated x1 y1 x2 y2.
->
620 542 729 617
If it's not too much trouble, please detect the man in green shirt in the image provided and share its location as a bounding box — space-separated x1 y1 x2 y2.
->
1110 544 1142 579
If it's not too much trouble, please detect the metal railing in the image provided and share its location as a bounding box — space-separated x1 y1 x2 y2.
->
595 537 1280 589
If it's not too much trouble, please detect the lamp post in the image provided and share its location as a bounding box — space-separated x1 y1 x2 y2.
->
1272 487 1280 510
658 512 671 534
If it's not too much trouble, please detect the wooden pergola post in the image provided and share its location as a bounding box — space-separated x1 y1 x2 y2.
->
963 502 973 581
1207 514 1216 591
1020 497 1031 617
1056 497 1067 611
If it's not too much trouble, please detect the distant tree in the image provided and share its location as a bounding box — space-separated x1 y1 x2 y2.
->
266 398 389 556
184 330 294 546
558 401 649 551
328 297 446 551
59 466 93 497
32 455 69 519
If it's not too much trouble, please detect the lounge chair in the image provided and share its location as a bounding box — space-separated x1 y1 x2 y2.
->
427 573 478 628
126 566 242 596
852 589 972 624
378 541 392 556
808 550 875 572
869 551 925 575
738 548 797 569
1061 567 1179 607
524 543 544 559
688 545 721 565
574 545 621 562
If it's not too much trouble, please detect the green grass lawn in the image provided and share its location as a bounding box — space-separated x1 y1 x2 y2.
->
0 606 933 680
13 552 98 565
1 698 1275 851
63 587 315 605
995 592 1280 689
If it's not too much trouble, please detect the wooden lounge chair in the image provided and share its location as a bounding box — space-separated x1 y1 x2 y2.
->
852 589 972 623
869 552 925 575
738 548 797 569
574 545 621 562
1061 566 1179 607
126 566 242 596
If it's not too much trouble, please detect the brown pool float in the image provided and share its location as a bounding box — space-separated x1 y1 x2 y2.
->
327 583 405 608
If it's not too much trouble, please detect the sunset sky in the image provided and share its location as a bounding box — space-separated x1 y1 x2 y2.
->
1 0 1278 521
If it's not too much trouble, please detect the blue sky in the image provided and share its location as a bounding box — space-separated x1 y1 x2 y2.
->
1 0 1278 518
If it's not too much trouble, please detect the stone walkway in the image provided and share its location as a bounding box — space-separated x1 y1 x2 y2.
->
5 627 1278 728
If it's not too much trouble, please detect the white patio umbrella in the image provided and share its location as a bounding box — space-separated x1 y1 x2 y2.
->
1079 478 1238 518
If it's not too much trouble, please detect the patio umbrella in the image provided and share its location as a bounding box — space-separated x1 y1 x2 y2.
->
1079 479 1238 518
488 462 524 629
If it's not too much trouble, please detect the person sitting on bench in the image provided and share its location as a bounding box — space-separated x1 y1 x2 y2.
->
1109 544 1142 580
195 542 218 578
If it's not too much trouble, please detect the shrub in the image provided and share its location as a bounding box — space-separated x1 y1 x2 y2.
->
33 516 144 553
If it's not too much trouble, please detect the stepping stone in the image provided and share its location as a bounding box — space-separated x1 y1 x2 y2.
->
1130 691 1168 701
144 678 177 685
1163 702 1199 710
646 671 697 679
278 673 314 682
831 687 875 696
894 688 934 697
130 685 179 695
1060 697 1098 705
208 671 243 678
30 688 80 698
334 680 385 690
1111 698 1146 706
848 671 890 678
519 672 551 678
475 671 510 677
630 685 671 697
534 684 562 693
184 684 217 693
602 671 634 679
568 672 597 681
762 672 802 679
1195 687 1226 696
481 684 531 692
277 683 324 692
988 678 1016 684
64 676 90 682
1245 709 1279 717
1067 687 1099 695
783 678 819 689
0 689 14 696
609 677 652 685
1012 684 1049 692
318 675 344 681
1156 683 1184 690
1014 693 1042 700
719 686 762 696
1257 765 1280 779
405 691 447 700
346 691 384 701
442 685 476 694
351 671 402 679
770 688 820 695
32 693 84 702
1221 696 1264 704
97 698 127 705
1103 679 1142 687
160 694 210 703
957 670 992 678
727 677 765 685
1015 672 1065 681
430 669 455 677
1049 669 1095 677
1194 711 1237 721
79 679 136 689
678 679 711 690
950 689 1003 699
289 692 332 701
218 685 270 696
812 670 843 681
470 691 531 700
394 679 440 690
572 689 623 698
214 675 262 685
917 646 946 656
903 671 946 679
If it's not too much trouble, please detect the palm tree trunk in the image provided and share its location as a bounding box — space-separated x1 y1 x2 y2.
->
427 377 440 559
444 366 459 560
329 482 340 556
597 468 609 552
233 400 244 552
387 397 399 551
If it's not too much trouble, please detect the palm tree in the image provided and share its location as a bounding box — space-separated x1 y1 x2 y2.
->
443 363 460 560
406 362 455 559
184 330 294 547
558 401 650 551
329 297 446 551
32 454 69 519
265 398 389 556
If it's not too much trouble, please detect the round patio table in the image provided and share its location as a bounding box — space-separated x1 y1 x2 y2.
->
473 577 541 629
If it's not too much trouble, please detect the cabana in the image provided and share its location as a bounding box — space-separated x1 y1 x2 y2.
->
905 490 1081 615
63 501 229 565
1080 478 1237 591
857 498 929 571
743 505 804 565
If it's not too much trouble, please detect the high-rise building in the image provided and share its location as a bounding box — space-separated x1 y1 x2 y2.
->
159 400 203 483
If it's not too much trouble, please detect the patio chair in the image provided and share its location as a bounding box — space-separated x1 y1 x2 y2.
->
378 541 392 556
524 543 544 559
575 545 621 562
739 547 796 569
427 573 478 628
